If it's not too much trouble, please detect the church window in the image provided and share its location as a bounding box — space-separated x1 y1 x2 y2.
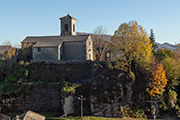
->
65 24 68 32
73 24 75 32
38 47 41 52
89 41 91 45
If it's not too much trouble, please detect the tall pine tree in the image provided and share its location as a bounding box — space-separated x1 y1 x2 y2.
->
149 29 158 52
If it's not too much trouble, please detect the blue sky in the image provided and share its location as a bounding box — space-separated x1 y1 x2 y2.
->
0 0 180 46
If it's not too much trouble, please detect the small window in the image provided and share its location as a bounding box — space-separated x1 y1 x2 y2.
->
65 24 68 32
38 47 41 52
89 41 91 45
73 24 75 32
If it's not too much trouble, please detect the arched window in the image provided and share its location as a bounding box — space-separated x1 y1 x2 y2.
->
73 24 75 32
65 24 68 32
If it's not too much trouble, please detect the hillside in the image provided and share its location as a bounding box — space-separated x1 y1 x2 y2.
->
156 42 177 51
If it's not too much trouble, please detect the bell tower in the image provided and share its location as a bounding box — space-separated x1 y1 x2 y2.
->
60 14 77 36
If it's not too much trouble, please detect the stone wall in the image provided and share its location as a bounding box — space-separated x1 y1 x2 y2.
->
2 84 63 113
28 60 95 82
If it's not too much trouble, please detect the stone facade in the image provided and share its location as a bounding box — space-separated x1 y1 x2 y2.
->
21 14 93 61
60 14 77 36
86 36 93 60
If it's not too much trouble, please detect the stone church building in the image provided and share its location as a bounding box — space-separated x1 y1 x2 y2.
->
21 14 93 61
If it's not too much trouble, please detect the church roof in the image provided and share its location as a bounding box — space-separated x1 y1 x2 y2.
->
60 14 77 20
22 35 90 47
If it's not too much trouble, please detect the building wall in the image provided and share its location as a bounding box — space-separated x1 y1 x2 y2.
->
71 19 76 35
86 36 93 60
61 19 76 36
60 43 63 60
32 47 59 60
62 42 86 60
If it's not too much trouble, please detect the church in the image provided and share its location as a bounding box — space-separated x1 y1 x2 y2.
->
21 14 93 61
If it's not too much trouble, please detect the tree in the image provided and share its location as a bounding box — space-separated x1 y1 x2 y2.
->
162 56 180 88
93 26 109 61
111 21 153 71
149 29 158 52
2 41 11 46
146 63 168 97
154 48 179 61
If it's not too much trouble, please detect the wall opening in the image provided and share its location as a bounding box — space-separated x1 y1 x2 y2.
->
65 24 68 32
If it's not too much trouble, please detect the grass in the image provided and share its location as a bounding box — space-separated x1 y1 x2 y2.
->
46 116 165 120
6 112 166 120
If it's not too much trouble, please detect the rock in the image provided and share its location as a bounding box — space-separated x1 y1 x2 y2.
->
94 112 103 117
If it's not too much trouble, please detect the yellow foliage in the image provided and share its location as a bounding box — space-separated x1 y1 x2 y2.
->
111 21 153 66
5 46 17 60
147 63 168 97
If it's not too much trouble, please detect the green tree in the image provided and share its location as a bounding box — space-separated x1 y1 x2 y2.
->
149 29 158 52
154 48 178 61
111 21 153 71
162 56 180 88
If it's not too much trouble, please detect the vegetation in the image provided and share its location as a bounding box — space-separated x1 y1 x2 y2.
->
146 63 167 97
149 29 158 53
111 21 153 72
93 25 109 61
1 20 180 119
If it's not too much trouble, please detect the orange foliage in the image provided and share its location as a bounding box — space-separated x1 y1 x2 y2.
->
147 63 168 97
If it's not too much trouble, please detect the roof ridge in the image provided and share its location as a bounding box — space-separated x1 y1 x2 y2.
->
60 14 77 20
26 35 88 38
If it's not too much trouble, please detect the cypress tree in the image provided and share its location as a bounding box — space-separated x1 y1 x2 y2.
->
149 29 158 52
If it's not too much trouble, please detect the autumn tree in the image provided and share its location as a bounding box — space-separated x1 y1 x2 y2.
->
111 21 153 71
146 63 168 97
149 29 158 53
17 42 32 62
93 26 109 61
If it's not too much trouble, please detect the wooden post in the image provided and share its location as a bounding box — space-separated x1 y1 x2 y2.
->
78 95 85 120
